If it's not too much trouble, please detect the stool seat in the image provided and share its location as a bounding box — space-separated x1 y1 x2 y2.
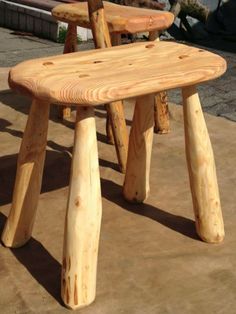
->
52 1 174 33
9 42 226 106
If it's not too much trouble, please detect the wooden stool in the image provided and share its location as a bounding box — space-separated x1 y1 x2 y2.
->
52 2 174 173
2 41 226 309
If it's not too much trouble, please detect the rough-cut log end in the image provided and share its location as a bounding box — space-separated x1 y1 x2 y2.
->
62 292 96 311
154 128 170 134
196 224 225 244
1 230 31 248
123 191 149 204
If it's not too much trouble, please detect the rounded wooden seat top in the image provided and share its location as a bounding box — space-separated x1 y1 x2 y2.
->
9 42 226 106
52 1 174 33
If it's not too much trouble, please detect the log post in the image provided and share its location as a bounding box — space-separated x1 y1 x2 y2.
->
148 30 160 41
58 23 78 119
88 0 128 173
182 85 224 243
63 23 78 54
61 106 102 310
111 33 122 46
1 99 50 248
148 31 170 134
123 94 154 202
154 92 170 134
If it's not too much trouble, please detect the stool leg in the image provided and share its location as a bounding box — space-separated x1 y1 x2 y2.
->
111 33 121 46
106 101 128 173
58 24 78 120
123 94 154 202
105 104 115 145
182 85 224 243
148 32 170 134
105 33 128 173
63 24 78 54
61 107 102 310
89 5 128 173
105 33 121 145
154 92 170 134
148 30 159 41
1 99 50 248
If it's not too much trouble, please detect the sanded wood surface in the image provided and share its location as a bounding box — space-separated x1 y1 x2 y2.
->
52 1 174 33
123 94 154 202
182 85 224 243
62 106 102 309
58 22 77 119
9 42 226 106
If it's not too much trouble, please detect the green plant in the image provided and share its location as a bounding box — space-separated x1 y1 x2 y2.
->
57 26 82 43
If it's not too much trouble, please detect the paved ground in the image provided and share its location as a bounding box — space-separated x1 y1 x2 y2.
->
0 26 235 122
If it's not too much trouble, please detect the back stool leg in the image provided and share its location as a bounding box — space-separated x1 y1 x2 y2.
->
123 94 154 202
106 101 128 173
61 106 102 310
58 23 78 120
63 23 78 54
154 92 170 134
1 99 50 247
105 33 128 173
182 85 224 243
148 31 170 134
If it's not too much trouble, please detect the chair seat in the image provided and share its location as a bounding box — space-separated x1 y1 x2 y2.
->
52 1 174 33
9 41 226 106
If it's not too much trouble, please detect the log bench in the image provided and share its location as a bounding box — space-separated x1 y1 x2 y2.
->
1 40 226 310
52 1 174 173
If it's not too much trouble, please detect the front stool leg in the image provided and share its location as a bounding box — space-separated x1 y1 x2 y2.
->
123 94 154 202
1 99 50 247
61 106 102 310
182 85 224 243
58 24 78 120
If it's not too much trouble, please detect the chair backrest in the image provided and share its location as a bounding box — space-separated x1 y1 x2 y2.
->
87 0 112 48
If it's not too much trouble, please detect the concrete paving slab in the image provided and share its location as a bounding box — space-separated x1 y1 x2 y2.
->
0 27 94 67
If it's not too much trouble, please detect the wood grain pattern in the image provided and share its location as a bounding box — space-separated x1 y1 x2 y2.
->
123 94 154 202
182 85 224 243
61 107 102 309
9 42 227 106
52 1 174 34
1 99 50 247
